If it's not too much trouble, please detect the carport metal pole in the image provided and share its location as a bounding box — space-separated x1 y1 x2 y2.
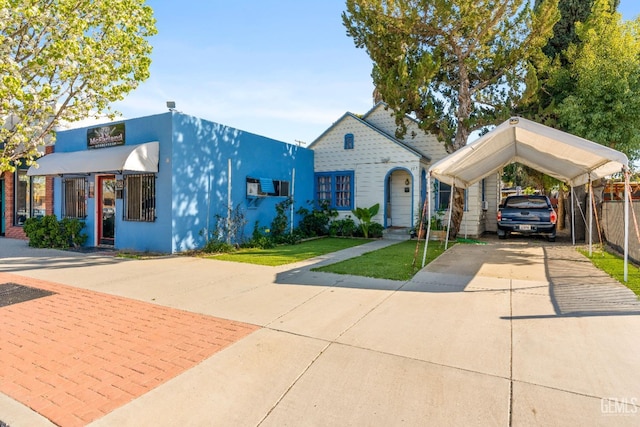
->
624 169 630 282
445 182 455 250
290 168 295 234
588 178 593 257
227 159 232 245
422 175 432 268
571 186 575 246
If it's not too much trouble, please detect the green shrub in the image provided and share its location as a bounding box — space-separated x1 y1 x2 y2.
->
242 221 276 249
296 201 338 238
23 215 88 248
270 198 293 240
202 239 236 254
274 230 303 245
204 203 248 245
352 221 383 238
200 203 248 252
368 222 384 238
329 216 357 237
352 203 380 238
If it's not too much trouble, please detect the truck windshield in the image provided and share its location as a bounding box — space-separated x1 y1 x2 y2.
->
505 196 548 209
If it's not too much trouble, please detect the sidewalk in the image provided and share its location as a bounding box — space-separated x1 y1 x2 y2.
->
1 237 639 426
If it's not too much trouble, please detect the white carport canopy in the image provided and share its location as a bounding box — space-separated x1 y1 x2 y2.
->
27 141 159 176
429 117 628 189
422 117 631 280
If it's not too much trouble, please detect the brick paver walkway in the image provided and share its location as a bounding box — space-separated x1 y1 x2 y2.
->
0 272 259 426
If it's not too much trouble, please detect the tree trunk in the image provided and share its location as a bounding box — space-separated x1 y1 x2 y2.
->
448 61 471 237
449 187 466 238
557 186 565 230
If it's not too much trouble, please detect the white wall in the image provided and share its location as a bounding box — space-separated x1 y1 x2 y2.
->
312 104 493 234
313 115 420 225
364 105 449 163
484 173 499 232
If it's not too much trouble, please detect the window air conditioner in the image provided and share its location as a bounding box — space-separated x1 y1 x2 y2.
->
247 182 259 196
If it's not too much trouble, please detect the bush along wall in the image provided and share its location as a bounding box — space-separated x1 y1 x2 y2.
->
23 215 88 249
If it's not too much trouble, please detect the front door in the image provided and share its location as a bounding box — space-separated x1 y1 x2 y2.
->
97 176 116 246
388 170 412 227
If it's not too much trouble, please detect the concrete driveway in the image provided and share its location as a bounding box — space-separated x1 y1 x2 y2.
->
0 236 639 426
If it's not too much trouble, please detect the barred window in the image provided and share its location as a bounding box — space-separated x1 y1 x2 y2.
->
124 174 156 222
62 178 86 219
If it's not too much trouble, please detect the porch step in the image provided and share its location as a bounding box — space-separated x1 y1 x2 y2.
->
383 227 411 241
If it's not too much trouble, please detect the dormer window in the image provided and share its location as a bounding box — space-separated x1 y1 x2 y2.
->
344 133 354 150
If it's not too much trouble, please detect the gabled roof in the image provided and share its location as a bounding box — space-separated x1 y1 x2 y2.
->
308 105 431 161
361 101 421 128
429 117 629 188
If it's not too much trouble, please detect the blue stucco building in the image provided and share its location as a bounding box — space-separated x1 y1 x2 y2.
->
28 112 314 253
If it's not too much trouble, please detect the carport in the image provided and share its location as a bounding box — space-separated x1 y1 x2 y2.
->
423 117 631 280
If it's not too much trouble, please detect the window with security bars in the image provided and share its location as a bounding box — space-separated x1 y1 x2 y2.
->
124 174 156 222
62 178 87 219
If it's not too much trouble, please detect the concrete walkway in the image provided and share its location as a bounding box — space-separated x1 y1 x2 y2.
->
0 236 639 426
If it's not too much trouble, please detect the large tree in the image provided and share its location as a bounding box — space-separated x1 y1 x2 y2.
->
523 0 619 125
539 0 618 61
343 0 559 236
518 0 627 231
557 0 640 161
0 0 157 172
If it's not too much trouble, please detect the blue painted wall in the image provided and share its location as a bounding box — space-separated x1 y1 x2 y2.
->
54 113 173 252
170 113 314 252
53 112 314 253
112 114 174 253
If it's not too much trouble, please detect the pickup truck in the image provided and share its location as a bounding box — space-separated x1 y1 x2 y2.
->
497 195 557 241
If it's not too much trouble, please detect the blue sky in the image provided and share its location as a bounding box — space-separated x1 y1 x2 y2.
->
111 1 640 146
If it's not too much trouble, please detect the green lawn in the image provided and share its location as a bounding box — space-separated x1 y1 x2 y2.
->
312 240 448 281
207 237 370 266
578 248 640 297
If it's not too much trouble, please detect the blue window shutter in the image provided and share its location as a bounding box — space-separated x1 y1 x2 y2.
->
259 178 275 194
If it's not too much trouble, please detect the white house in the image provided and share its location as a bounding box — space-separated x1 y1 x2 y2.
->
309 102 498 237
